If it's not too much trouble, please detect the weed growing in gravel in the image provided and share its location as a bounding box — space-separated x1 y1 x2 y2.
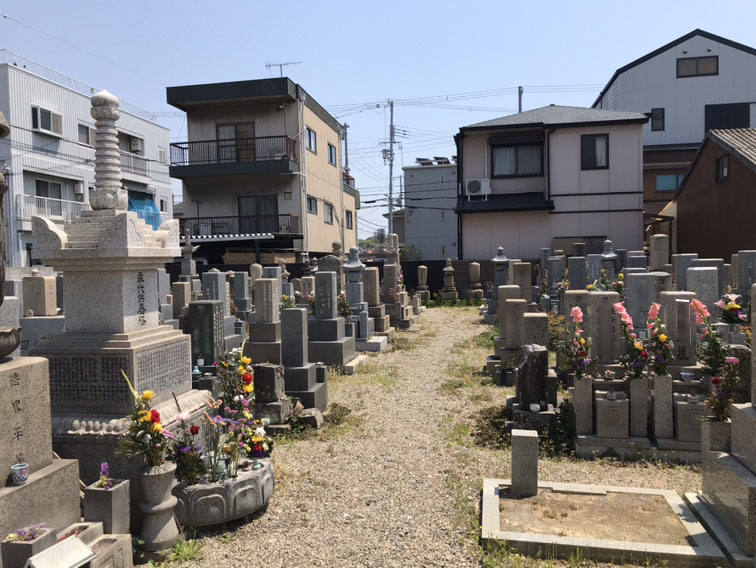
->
146 535 203 567
325 402 352 425
475 325 499 351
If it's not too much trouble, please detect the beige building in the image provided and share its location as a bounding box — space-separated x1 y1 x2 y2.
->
455 105 648 259
167 77 358 261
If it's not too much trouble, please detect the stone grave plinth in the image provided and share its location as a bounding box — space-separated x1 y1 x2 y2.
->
202 270 243 351
19 270 65 356
438 258 458 302
308 272 357 368
506 345 557 432
282 307 328 411
467 262 484 302
245 278 282 365
157 268 178 329
416 265 430 302
365 267 394 342
345 248 387 353
31 90 208 483
483 247 509 324
0 357 80 542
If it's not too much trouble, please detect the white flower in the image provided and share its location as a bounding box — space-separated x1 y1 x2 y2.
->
254 426 266 438
176 412 190 422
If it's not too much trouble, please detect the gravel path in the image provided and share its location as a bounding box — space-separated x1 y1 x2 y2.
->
188 307 484 567
185 307 702 568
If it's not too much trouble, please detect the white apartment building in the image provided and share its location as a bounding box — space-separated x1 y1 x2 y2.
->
402 159 458 260
0 50 172 267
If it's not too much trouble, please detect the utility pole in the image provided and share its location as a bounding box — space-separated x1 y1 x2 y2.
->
518 86 523 113
387 100 395 236
265 61 301 77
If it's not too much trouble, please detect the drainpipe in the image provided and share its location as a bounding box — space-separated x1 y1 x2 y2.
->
297 86 309 256
339 124 345 252
455 132 464 260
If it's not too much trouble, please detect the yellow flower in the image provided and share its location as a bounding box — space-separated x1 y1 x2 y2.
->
251 435 264 444
587 284 595 290
238 365 246 375
580 337 586 345
243 411 251 419
141 390 155 402
725 302 741 311
138 410 151 422
634 342 642 350
659 334 667 343
619 273 624 280
241 356 251 365
152 422 163 433
243 384 254 393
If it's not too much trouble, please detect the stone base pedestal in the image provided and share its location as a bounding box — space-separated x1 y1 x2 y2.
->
173 460 274 528
33 327 192 415
0 458 80 540
439 289 458 302
308 337 356 367
51 389 210 485
356 335 388 352
20 315 65 355
284 363 328 412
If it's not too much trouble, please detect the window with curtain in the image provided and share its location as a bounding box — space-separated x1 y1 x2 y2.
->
491 144 542 177
581 134 609 170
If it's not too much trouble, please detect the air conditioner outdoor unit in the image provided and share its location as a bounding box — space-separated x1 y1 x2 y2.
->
465 178 491 199
74 182 84 195
130 138 142 153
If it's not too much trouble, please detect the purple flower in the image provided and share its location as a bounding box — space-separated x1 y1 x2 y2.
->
180 446 191 454
99 461 109 478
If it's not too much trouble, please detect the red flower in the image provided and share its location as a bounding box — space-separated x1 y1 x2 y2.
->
712 377 719 384
190 424 200 436
641 351 648 359
242 373 253 385
150 409 161 423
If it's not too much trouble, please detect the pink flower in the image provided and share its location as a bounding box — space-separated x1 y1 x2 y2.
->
691 298 710 322
570 306 584 324
647 322 655 330
622 313 634 328
714 299 726 309
648 302 661 322
726 357 740 365
613 302 626 315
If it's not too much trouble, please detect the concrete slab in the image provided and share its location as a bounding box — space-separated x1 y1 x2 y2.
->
482 478 725 567
343 354 369 375
685 492 752 567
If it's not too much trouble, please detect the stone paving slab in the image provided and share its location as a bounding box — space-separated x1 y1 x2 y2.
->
482 478 725 567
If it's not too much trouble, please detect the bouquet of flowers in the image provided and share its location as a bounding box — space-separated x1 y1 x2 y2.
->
567 306 594 379
4 523 46 543
117 372 166 467
281 294 296 309
706 356 741 421
614 302 647 379
215 348 254 411
338 292 352 318
167 412 206 485
244 419 274 459
693 298 732 377
646 302 674 375
715 291 746 324
93 461 114 489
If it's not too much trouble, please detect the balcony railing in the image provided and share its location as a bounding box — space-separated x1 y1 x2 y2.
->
120 151 150 176
343 171 355 188
179 214 299 238
16 194 90 222
170 136 297 167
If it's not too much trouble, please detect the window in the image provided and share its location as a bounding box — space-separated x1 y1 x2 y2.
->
35 179 62 200
307 196 318 214
159 199 167 213
324 202 334 224
345 210 353 229
581 134 609 170
716 155 729 182
491 144 542 177
78 124 93 145
158 147 167 164
306 127 317 153
705 103 751 131
677 56 718 78
31 106 62 136
328 143 337 166
650 108 665 131
655 174 685 192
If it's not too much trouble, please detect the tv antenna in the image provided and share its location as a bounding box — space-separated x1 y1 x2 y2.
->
265 61 301 77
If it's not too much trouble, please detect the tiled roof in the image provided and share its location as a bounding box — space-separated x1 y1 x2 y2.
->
709 128 756 172
461 105 648 130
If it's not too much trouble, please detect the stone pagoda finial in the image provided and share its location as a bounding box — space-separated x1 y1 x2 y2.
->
90 90 127 211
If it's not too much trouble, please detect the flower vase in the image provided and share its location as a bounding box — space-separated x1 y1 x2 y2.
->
83 479 130 534
702 418 731 454
138 463 179 552
1 527 57 568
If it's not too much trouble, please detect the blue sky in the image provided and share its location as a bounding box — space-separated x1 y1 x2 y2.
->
1 0 754 238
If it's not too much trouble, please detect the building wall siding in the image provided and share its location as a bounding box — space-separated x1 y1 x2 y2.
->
676 141 756 258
